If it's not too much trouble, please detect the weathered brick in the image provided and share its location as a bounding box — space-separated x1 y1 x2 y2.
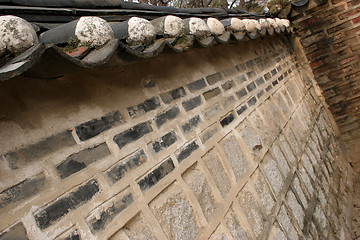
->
86 189 134 232
206 72 223 85
255 76 265 86
222 80 235 91
201 125 218 143
4 130 76 169
176 141 199 163
247 71 256 79
187 78 207 92
203 87 221 101
235 64 246 72
222 95 236 108
327 21 352 34
181 115 201 133
141 79 156 88
106 149 147 184
222 67 236 77
278 75 284 81
127 97 161 118
150 131 177 154
271 68 277 76
220 112 235 127
246 82 256 92
138 158 175 191
236 88 248 99
154 106 180 128
236 105 248 115
257 90 264 99
113 122 153 149
235 74 247 84
61 230 81 240
75 111 121 141
245 59 255 68
56 143 110 179
265 84 273 92
182 96 202 111
247 96 257 106
160 87 187 104
272 80 279 86
204 103 222 119
276 65 282 72
0 173 47 208
0 223 28 240
34 179 100 229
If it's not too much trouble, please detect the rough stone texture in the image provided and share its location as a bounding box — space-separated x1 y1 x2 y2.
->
149 131 177 154
160 87 186 104
206 72 223 85
75 17 114 47
187 78 207 92
220 112 234 127
278 204 300 240
268 222 287 240
209 225 228 240
237 123 262 154
0 223 28 240
224 205 250 240
113 122 152 149
154 106 180 128
150 183 200 240
204 103 222 119
261 153 284 198
176 141 199 163
251 169 276 216
203 87 221 101
201 124 218 143
181 115 201 133
182 96 202 112
127 97 161 118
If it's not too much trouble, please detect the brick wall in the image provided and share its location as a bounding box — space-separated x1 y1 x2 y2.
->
290 0 360 170
0 35 353 239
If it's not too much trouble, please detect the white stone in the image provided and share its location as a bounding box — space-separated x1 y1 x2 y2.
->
275 18 284 27
75 17 113 48
127 17 156 45
207 17 225 35
242 19 258 32
0 15 39 56
281 19 291 28
188 17 210 37
259 18 270 29
164 15 186 37
267 18 278 28
230 18 246 32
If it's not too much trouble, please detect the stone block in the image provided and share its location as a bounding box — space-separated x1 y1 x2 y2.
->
75 111 121 141
221 135 248 181
187 78 207 92
204 103 222 120
203 88 221 101
220 112 235 128
58 229 81 240
278 134 297 166
224 205 250 239
257 90 264 99
298 166 314 197
255 77 265 86
206 72 223 85
138 158 175 191
149 183 200 240
265 84 273 92
247 71 256 79
222 95 235 108
160 87 186 104
264 72 271 80
113 122 153 149
268 222 287 240
301 154 316 180
154 106 180 128
236 88 248 99
34 179 100 229
237 123 262 154
0 173 47 209
250 169 275 216
0 223 28 240
182 96 202 112
270 143 290 177
201 125 218 143
272 80 279 86
182 164 220 221
56 143 110 179
261 154 284 198
236 105 248 116
149 131 177 154
286 191 305 230
4 130 76 169
127 97 161 118
313 205 329 237
106 149 147 184
181 115 201 133
221 80 235 91
246 82 256 92
235 74 247 84
245 60 255 68
278 205 299 240
209 225 228 240
271 68 277 76
235 64 246 72
86 188 134 232
176 141 199 163
247 96 257 106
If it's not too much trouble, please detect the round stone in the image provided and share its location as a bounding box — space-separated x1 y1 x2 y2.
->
243 19 258 32
267 18 278 28
259 18 270 29
230 18 246 32
281 19 290 28
188 17 210 37
128 17 156 45
207 17 225 35
75 17 114 48
275 18 284 27
164 16 186 37
0 15 39 57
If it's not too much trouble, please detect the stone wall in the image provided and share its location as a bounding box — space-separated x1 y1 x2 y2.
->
0 35 353 239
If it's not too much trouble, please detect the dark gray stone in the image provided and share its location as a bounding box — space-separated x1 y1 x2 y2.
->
160 87 186 104
247 96 257 106
127 97 161 118
255 77 265 86
75 111 121 141
56 143 110 179
235 75 247 83
264 73 271 80
278 75 284 81
203 88 221 101
236 88 247 99
187 78 207 92
176 141 199 163
4 131 76 169
113 122 153 149
0 173 47 209
236 105 248 115
182 96 202 112
63 230 81 240
245 60 255 68
222 67 236 77
0 223 28 240
155 106 180 128
220 112 235 127
265 85 273 92
271 69 277 76
142 79 156 88
222 80 235 91
206 72 223 85
284 71 289 77
34 179 100 230
246 82 256 92
138 158 175 191
257 90 264 99
181 115 201 134
151 131 177 154
272 80 279 86
254 57 262 65
235 64 246 72
277 65 282 71
106 149 147 184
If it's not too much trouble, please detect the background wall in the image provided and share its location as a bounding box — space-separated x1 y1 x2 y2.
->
0 35 353 239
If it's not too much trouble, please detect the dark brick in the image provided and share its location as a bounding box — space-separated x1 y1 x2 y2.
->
222 67 236 77
0 223 28 240
271 69 277 76
141 79 156 88
235 74 247 84
245 60 255 68
236 88 248 99
182 96 202 112
284 71 288 77
288 69 292 74
247 96 257 106
181 115 201 133
34 179 100 229
222 80 235 91
75 112 121 141
247 71 256 79
56 143 110 179
155 106 180 128
113 122 153 149
160 87 186 104
0 173 46 209
127 97 160 118
138 158 175 191
176 141 199 163
246 82 257 92
254 57 262 65
203 87 221 101
235 64 246 71
187 78 207 92
277 65 282 71
220 112 235 127
278 75 284 81
275 57 281 63
236 105 248 115
106 149 147 184
87 192 134 232
257 90 264 98
272 80 279 86
63 230 81 240
264 73 271 80
206 72 223 85
255 77 265 86
150 131 177 154
4 131 76 169
265 85 273 92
